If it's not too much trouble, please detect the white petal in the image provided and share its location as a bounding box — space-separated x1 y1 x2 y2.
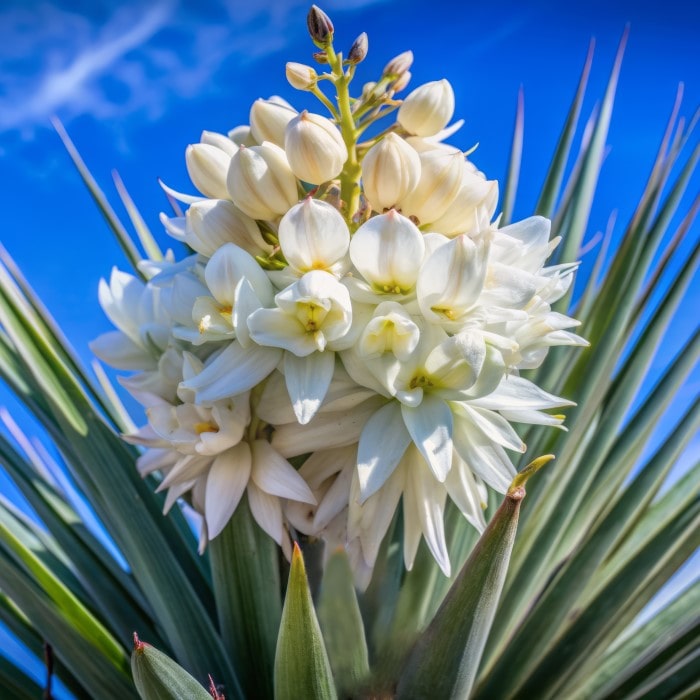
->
357 401 411 502
456 404 525 453
181 342 282 403
350 210 425 292
247 481 285 546
204 443 251 538
445 450 487 532
403 445 450 575
278 198 350 274
90 331 155 371
205 243 274 307
251 440 316 503
470 375 575 410
401 396 453 482
284 351 335 425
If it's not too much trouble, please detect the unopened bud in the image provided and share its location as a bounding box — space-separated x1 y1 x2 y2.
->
383 50 413 78
186 199 273 258
362 133 421 212
307 5 334 47
348 32 368 64
398 79 455 137
285 111 348 185
185 143 232 199
132 634 212 700
250 98 297 147
430 162 499 236
312 51 329 64
227 143 298 221
402 148 464 224
228 125 256 146
286 62 318 91
200 130 238 157
392 70 412 93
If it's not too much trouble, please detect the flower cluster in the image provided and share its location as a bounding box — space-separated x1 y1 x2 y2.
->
92 6 586 586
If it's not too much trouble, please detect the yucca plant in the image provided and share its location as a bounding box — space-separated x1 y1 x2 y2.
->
0 6 698 699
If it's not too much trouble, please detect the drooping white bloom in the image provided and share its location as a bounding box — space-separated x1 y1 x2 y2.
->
186 142 233 200
227 143 298 220
284 111 348 184
398 79 455 137
248 270 354 424
361 133 421 212
250 98 298 147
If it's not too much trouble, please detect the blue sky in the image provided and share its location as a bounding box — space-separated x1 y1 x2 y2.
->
0 0 698 694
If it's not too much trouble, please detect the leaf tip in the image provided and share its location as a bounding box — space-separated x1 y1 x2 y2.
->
509 454 555 496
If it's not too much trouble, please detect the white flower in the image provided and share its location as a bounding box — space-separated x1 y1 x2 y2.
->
248 270 354 424
227 142 298 220
398 79 455 137
249 97 298 147
284 111 348 184
278 197 350 277
361 133 421 212
186 142 233 199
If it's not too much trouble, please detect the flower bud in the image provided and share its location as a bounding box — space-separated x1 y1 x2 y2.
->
398 79 455 137
250 98 297 147
228 125 256 146
401 148 464 224
348 32 368 64
383 50 413 78
185 143 232 199
307 5 334 47
430 162 498 236
362 133 421 212
186 199 273 258
392 71 412 93
200 130 238 156
227 143 298 221
312 51 329 64
284 111 348 185
286 62 318 91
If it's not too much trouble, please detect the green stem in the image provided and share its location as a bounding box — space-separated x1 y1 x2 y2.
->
327 44 362 227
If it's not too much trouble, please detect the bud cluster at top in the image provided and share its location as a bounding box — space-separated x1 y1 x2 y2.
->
93 5 586 585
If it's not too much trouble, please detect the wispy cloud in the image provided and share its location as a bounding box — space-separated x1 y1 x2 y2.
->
0 0 389 139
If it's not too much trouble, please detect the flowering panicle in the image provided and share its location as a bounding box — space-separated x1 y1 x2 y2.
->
92 6 586 584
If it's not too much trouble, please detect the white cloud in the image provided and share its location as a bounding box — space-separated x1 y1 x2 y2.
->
0 0 390 139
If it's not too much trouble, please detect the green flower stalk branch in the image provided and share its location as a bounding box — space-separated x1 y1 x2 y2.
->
0 5 697 699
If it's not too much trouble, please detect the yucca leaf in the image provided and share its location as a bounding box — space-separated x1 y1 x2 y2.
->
395 457 552 700
209 494 281 700
572 581 700 699
499 86 523 227
112 170 164 263
0 434 162 647
0 550 135 698
552 29 627 275
51 119 146 278
477 398 699 694
0 655 44 700
317 549 370 696
131 635 213 700
535 40 594 218
0 508 129 673
481 494 700 699
274 543 336 700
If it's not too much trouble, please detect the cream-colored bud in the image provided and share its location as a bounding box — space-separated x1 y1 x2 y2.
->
362 133 421 212
284 111 348 185
226 143 299 221
392 70 412 93
285 62 318 91
383 50 413 78
200 130 238 156
186 199 273 258
228 125 256 146
430 163 498 236
402 148 464 224
398 79 455 137
185 143 232 199
250 98 297 148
